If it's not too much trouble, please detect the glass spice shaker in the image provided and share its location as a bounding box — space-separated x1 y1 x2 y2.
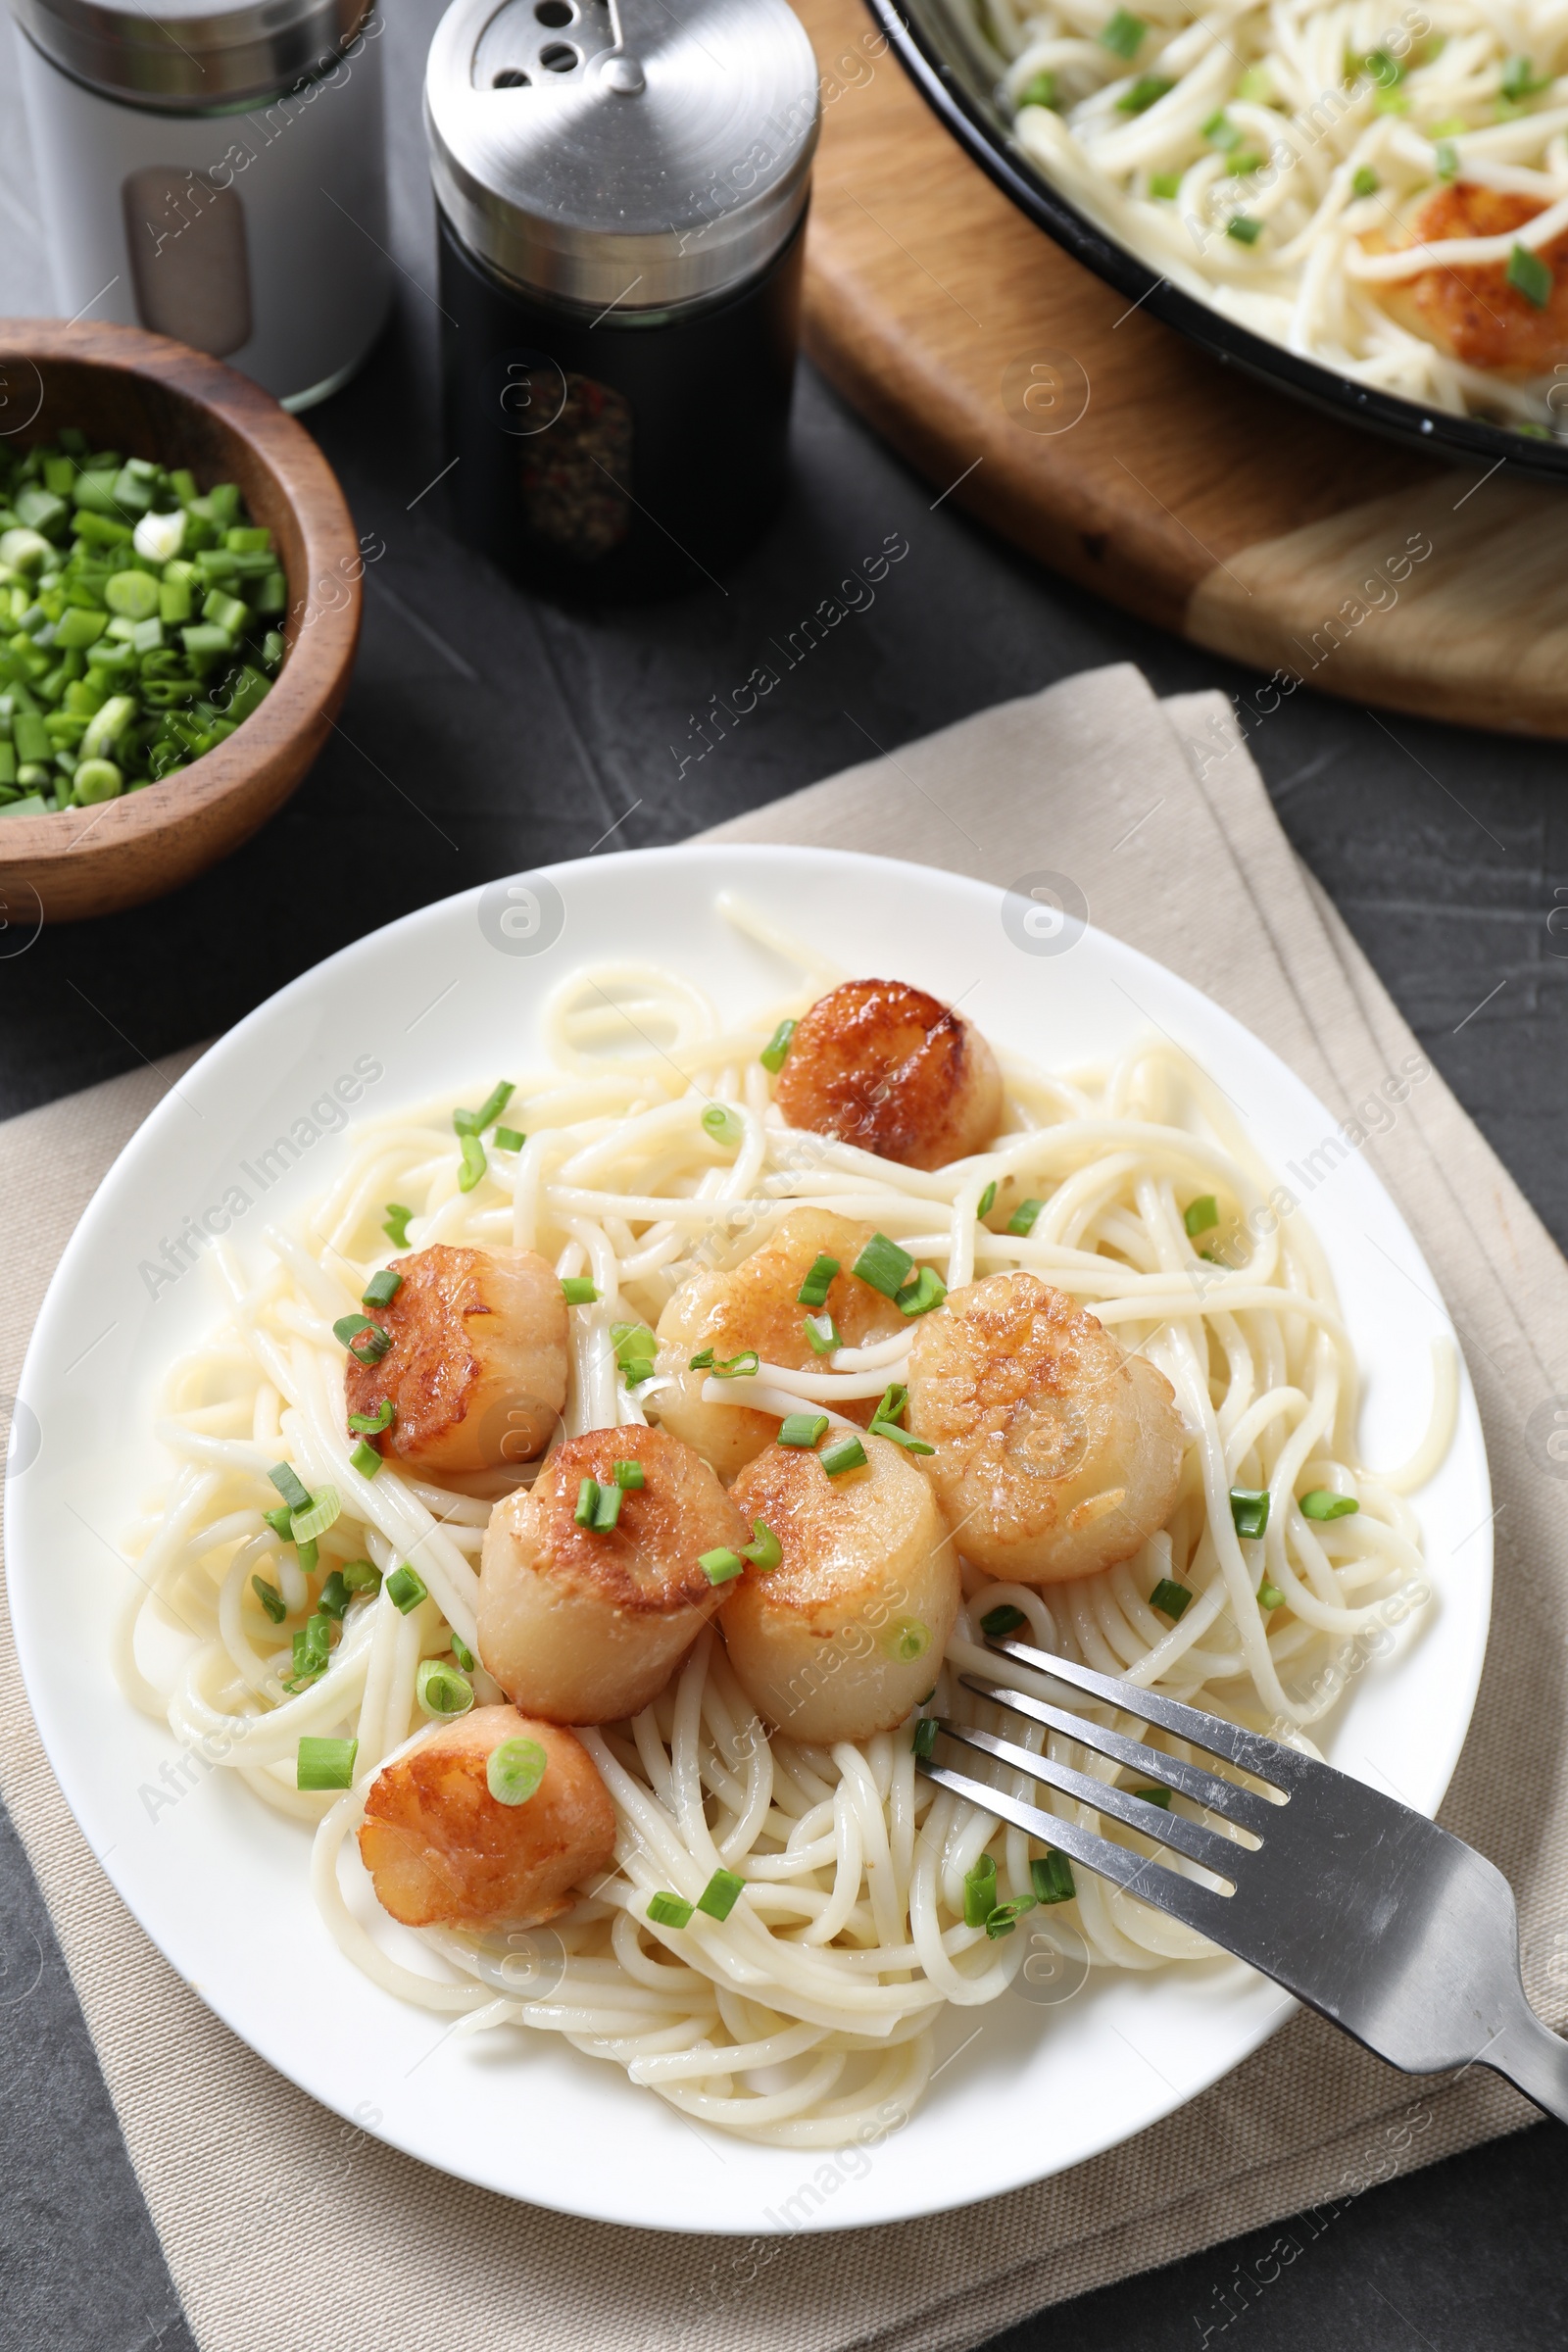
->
424 0 820 601
10 0 391 411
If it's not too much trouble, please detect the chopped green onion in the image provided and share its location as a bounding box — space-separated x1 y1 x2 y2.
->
1258 1583 1286 1610
268 1461 312 1514
896 1265 947 1319
362 1267 403 1308
819 1434 868 1478
1132 1785 1172 1808
1236 64 1272 100
348 1396 395 1436
796 1252 841 1308
778 1411 829 1448
297 1737 357 1790
986 1895 1038 1939
1184 1196 1219 1237
1227 215 1263 243
1300 1489 1359 1520
1150 171 1181 197
697 1867 747 1920
458 1133 487 1193
383 1202 414 1248
1351 165 1381 195
874 1380 909 1424
699 1546 746 1585
980 1602 1028 1638
869 1382 936 1453
1150 1577 1193 1621
739 1519 782 1571
1435 138 1459 179
417 1657 474 1717
804 1312 841 1356
853 1232 914 1298
252 1575 286 1624
1016 68 1057 107
1006 1199 1044 1237
591 1481 623 1532
492 1126 525 1153
488 1737 547 1805
284 1613 332 1691
561 1276 599 1305
886 1620 931 1662
574 1476 602 1528
341 1560 381 1594
647 1890 695 1928
1507 242 1553 307
688 1348 715 1370
1230 1487 1270 1540
289 1486 341 1544
1500 52 1548 101
710 1349 760 1379
296 1539 319 1578
349 1439 383 1479
977 1180 997 1219
451 1633 476 1670
912 1717 939 1759
318 1569 350 1620
333 1312 391 1365
1031 1850 1075 1904
611 1322 658 1382
1101 6 1145 56
386 1563 428 1613
963 1852 998 1928
614 1459 645 1490
262 1505 293 1542
461 1080 514 1134
760 1018 798 1073
702 1102 746 1150
1117 74 1173 112
1203 109 1243 148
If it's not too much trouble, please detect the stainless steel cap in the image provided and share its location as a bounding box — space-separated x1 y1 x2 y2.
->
10 0 374 111
425 0 820 312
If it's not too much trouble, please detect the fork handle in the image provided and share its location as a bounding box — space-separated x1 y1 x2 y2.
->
1490 2005 1568 2125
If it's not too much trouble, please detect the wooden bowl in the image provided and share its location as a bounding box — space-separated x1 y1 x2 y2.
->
0 319 362 923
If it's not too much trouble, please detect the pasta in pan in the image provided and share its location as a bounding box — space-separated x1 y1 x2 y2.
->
118 898 1451 2144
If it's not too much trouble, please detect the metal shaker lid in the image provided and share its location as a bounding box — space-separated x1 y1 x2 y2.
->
10 0 374 111
424 0 820 312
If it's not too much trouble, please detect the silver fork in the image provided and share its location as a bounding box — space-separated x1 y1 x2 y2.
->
917 1635 1568 2121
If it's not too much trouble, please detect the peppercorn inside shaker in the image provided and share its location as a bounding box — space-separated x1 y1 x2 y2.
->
10 0 391 411
425 0 820 601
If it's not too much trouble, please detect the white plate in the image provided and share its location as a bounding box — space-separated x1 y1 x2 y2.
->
10 846 1492 2234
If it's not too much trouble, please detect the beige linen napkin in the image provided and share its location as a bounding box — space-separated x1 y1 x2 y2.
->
2 663 1561 2352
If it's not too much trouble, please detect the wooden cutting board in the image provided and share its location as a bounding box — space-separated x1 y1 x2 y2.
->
795 0 1568 738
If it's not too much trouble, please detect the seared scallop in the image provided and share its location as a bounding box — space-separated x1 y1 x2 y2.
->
721 1432 959 1742
906 1271 1185 1585
772 979 1002 1170
358 1705 615 1930
653 1207 906 1480
478 1424 750 1724
344 1245 568 1476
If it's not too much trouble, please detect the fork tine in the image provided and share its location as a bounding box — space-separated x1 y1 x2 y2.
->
957 1675 1279 1836
917 1757 1232 1943
936 1719 1246 1878
977 1638 1311 1789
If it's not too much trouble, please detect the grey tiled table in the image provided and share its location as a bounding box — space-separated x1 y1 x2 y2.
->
2 7 1566 2349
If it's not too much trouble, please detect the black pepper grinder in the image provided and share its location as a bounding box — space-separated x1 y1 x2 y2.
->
424 0 820 601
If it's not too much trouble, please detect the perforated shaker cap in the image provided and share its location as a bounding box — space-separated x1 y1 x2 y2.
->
424 0 820 312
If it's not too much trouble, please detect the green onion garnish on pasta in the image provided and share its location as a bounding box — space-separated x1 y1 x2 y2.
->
297 1737 357 1790
1150 1577 1193 1620
348 1397 394 1435
333 1313 391 1365
697 1867 747 1920
1101 7 1145 56
417 1657 473 1717
252 1576 286 1624
1227 215 1263 243
1230 1487 1270 1539
1150 171 1180 197
561 1275 599 1305
1184 1195 1218 1237
804 1312 840 1355
1031 1851 1075 1905
778 1411 828 1447
1258 1583 1285 1610
457 1080 514 1135
986 1896 1037 1939
1006 1199 1043 1237
1507 242 1552 306
1117 74 1172 112
963 1852 998 1928
1351 165 1380 195
289 1486 340 1544
710 1349 760 1379
1017 69 1056 108
912 1717 939 1759
268 1461 312 1514
819 1434 868 1478
1300 1489 1358 1519
977 1180 997 1219
263 1504 293 1542
869 1383 936 1452
699 1546 746 1585
349 1441 382 1478
796 1252 840 1307
980 1602 1027 1638
284 1614 331 1690
341 1560 380 1594
760 1018 797 1072
853 1232 913 1298
887 1620 931 1662
896 1266 946 1318
702 1102 746 1150
386 1563 427 1613
492 1126 525 1152
318 1569 350 1620
575 1477 601 1528
591 1481 623 1532
612 1323 658 1382
382 1203 413 1248
1133 1785 1172 1809
614 1459 645 1490
458 1133 487 1193
688 1347 715 1370
452 1633 475 1670
647 1890 694 1928
740 1520 782 1570
488 1737 547 1805
362 1268 402 1308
